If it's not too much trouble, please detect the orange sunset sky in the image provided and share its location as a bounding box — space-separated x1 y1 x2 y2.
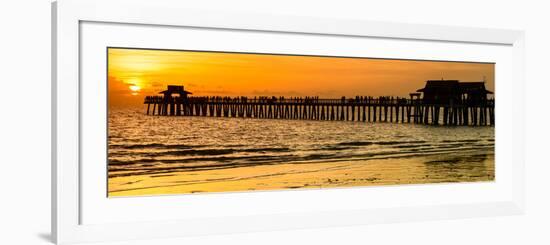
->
108 48 495 107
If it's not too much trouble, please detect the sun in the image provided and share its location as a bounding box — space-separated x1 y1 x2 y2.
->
129 85 141 92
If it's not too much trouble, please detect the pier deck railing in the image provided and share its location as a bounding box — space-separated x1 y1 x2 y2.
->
144 95 494 126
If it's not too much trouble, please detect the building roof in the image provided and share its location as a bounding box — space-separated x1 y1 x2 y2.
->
416 80 493 94
159 90 192 94
159 85 193 95
416 80 459 92
459 82 493 94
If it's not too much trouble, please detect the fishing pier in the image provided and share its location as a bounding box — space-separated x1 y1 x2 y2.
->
143 81 495 126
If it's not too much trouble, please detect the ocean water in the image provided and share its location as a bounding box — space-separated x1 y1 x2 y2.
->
108 107 494 196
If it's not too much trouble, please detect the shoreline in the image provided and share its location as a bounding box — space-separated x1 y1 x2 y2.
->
108 150 494 197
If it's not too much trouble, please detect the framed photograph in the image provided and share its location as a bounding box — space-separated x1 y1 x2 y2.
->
52 0 525 244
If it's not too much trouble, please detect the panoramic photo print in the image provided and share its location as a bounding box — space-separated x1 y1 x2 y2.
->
107 47 495 197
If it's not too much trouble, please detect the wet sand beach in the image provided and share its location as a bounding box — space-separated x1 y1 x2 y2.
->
109 147 494 196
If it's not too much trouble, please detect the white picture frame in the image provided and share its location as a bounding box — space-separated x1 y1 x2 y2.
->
52 0 525 244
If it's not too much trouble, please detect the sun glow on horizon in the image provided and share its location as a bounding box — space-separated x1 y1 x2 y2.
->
129 85 141 92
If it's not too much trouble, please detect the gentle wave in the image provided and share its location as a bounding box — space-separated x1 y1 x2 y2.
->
109 147 292 158
337 140 427 146
108 144 493 168
107 146 493 178
110 143 201 150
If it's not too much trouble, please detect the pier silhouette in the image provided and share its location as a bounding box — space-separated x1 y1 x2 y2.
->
143 81 494 126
